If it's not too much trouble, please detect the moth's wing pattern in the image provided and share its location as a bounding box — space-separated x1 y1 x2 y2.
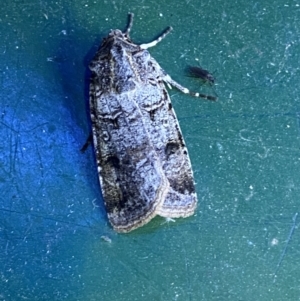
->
132 51 197 218
89 56 169 233
89 14 199 232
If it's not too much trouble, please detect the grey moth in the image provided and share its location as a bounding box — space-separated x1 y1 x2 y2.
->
88 13 214 233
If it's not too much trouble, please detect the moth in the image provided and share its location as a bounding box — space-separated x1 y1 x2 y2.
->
88 13 215 233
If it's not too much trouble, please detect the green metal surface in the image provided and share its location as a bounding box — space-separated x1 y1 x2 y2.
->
1 0 300 300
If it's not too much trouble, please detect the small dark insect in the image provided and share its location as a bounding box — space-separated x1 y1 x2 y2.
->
187 65 215 85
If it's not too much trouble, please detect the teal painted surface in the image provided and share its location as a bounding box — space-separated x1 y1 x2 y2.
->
1 0 300 300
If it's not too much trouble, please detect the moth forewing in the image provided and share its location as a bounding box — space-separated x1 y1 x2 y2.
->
89 83 169 233
130 61 198 218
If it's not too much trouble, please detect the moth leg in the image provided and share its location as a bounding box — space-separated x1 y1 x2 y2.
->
161 217 176 225
163 74 217 101
139 27 173 49
80 132 93 153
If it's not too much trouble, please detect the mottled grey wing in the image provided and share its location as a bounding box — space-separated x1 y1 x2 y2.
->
132 54 197 218
89 81 169 232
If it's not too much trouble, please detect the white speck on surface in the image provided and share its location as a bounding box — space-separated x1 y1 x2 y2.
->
101 236 112 243
216 142 223 152
247 240 255 246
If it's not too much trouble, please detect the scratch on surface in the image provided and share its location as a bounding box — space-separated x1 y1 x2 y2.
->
23 222 33 242
239 130 270 159
10 129 20 175
239 129 256 142
273 212 298 282
35 143 45 182
245 186 255 201
182 244 192 301
257 145 270 159
275 43 292 75
270 42 293 84
5 241 9 255
92 198 99 210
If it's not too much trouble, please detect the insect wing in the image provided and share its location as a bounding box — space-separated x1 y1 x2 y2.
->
89 83 169 233
131 53 197 218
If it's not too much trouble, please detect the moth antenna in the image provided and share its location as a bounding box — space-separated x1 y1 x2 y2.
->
124 13 134 36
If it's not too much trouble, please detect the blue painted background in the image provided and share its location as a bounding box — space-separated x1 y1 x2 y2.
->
1 0 300 300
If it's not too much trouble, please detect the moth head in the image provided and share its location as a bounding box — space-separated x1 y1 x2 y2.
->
108 29 132 43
